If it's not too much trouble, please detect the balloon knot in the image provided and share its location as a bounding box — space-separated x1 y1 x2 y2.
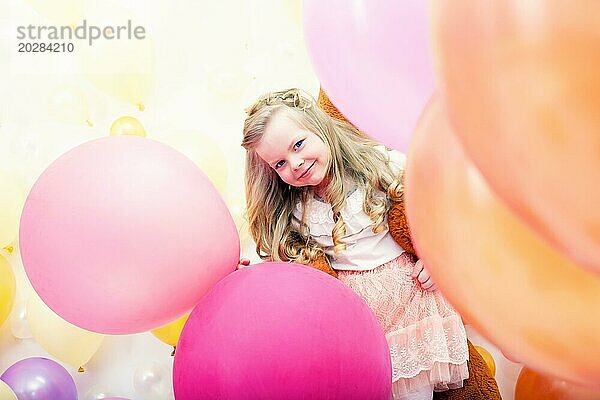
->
78 366 85 373
171 346 176 357
85 119 94 127
137 103 145 112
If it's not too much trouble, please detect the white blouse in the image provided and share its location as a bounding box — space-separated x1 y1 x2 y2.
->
293 148 408 271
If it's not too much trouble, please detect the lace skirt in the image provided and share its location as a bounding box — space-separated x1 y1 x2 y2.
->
337 252 469 400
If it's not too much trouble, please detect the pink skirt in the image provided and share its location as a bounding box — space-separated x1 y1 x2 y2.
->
337 252 469 399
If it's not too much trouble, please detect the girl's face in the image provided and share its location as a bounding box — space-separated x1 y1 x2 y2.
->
255 111 331 189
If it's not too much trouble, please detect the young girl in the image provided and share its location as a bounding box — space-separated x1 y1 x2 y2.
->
241 89 469 400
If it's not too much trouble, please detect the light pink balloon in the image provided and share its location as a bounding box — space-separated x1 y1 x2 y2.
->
20 136 239 334
174 262 392 399
303 0 435 151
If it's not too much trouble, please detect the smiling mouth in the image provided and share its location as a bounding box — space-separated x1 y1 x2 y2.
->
298 161 315 179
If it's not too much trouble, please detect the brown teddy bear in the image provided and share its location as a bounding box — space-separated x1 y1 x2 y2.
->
298 89 503 400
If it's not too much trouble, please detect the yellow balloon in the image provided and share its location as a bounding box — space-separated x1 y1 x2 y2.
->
227 193 253 250
151 314 189 347
0 380 17 400
79 6 155 108
283 0 302 27
27 294 104 368
0 172 24 249
109 116 146 137
474 345 496 377
155 132 228 193
0 255 16 328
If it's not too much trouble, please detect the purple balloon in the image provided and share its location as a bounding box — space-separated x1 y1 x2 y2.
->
174 262 391 399
0 358 77 400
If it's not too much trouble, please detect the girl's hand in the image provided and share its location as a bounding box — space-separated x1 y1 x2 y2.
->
411 259 437 291
237 258 250 270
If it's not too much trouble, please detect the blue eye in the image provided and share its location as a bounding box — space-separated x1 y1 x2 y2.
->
273 139 304 170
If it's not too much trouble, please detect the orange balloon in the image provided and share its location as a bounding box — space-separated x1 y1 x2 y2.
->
405 95 600 387
474 345 496 377
515 367 600 400
431 1 600 274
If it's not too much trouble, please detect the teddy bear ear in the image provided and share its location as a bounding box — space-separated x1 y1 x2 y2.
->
317 87 350 124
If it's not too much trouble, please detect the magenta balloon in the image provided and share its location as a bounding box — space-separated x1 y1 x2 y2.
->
303 0 435 151
19 136 239 334
0 357 77 400
173 262 391 399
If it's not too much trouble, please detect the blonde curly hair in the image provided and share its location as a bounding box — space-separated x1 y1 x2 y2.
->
242 88 403 264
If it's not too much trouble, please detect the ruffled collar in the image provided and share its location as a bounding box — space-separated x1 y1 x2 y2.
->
295 186 365 225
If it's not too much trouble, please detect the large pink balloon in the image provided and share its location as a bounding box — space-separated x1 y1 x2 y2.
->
173 263 391 400
20 136 239 334
303 0 435 151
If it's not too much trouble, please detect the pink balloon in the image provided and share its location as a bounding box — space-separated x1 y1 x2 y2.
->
20 136 239 334
173 262 391 399
303 0 435 151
